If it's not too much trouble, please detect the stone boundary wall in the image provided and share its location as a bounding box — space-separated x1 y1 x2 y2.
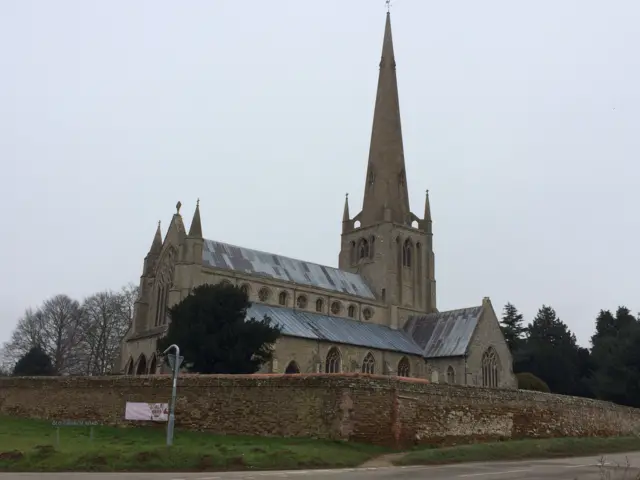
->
1 373 639 448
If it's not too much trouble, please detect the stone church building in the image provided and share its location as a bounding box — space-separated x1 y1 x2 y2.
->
119 13 516 389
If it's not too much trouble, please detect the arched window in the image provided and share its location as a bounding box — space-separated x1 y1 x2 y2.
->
369 236 376 259
258 287 270 302
431 370 439 383
397 357 410 377
362 352 375 374
135 354 147 375
358 239 370 260
240 284 250 297
330 301 342 315
149 355 157 375
446 365 455 384
125 357 134 375
325 347 341 373
347 305 356 318
285 361 300 374
350 241 357 264
296 295 308 309
402 239 412 267
482 347 499 388
278 291 288 306
315 298 324 312
362 308 373 320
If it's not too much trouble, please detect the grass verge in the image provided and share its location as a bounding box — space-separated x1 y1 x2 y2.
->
394 436 640 466
0 416 386 472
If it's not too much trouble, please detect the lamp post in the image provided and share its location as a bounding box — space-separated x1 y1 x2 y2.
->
162 344 183 446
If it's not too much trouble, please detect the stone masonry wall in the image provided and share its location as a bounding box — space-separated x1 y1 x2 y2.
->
1 374 639 448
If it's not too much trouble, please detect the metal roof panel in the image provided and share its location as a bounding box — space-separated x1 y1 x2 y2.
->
202 239 376 299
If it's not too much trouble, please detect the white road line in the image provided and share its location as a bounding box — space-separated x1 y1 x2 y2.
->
458 470 529 477
563 462 614 469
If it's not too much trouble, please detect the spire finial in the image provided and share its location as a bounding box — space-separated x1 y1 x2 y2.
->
157 220 161 229
385 0 391 13
196 198 200 207
176 201 182 214
345 192 349 199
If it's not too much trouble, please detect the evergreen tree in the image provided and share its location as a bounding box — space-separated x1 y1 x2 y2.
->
158 283 282 374
590 306 640 406
516 305 582 395
500 303 525 353
12 346 55 376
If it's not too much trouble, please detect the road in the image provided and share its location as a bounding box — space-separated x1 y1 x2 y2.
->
1 451 639 479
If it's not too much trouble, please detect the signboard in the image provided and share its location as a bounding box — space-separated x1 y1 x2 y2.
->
125 402 169 422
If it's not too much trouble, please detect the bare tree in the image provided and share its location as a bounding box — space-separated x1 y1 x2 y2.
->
39 295 84 374
78 284 138 375
2 308 46 365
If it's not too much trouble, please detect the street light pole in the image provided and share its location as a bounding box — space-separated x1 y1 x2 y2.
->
162 344 182 446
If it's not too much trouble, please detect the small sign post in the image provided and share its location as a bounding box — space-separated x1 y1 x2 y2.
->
163 344 182 447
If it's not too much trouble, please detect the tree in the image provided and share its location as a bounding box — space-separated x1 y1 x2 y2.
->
13 346 55 376
500 303 525 353
78 287 136 375
516 372 550 393
515 305 582 395
589 306 640 406
158 283 282 374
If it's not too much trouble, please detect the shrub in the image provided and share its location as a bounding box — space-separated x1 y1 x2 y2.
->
517 372 550 393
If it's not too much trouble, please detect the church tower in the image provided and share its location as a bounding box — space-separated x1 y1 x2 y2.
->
338 12 436 316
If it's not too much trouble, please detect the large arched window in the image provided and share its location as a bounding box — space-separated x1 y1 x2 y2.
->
135 354 147 375
402 239 413 267
125 357 134 375
325 347 342 373
358 238 370 260
149 354 157 375
361 352 376 374
285 361 300 374
446 365 455 384
482 347 499 388
397 356 410 377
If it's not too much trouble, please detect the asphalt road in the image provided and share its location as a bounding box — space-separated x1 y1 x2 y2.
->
1 451 639 479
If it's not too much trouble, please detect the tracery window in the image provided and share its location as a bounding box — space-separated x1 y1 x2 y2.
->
402 239 412 267
362 308 373 320
362 352 376 374
240 284 250 297
325 348 341 373
330 301 342 315
358 238 370 260
482 347 499 388
347 305 356 318
258 287 270 302
397 357 410 377
315 298 324 312
296 295 308 309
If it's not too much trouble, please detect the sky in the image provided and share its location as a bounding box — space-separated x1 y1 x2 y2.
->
1 0 639 348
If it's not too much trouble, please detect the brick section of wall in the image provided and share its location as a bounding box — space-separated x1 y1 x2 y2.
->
1 374 639 448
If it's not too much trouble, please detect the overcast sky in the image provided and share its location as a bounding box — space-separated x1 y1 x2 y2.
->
2 0 638 348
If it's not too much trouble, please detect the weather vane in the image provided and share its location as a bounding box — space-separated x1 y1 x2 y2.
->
385 0 392 12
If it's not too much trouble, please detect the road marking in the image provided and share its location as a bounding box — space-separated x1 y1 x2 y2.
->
563 462 614 468
458 470 529 477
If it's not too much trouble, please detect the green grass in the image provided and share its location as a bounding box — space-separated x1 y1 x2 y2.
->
0 416 387 472
395 436 640 466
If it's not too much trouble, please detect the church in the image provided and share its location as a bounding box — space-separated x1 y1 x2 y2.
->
119 12 516 389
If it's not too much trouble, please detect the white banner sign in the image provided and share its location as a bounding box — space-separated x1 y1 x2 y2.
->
125 402 169 422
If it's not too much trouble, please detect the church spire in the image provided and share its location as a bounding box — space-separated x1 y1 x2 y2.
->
360 11 410 228
424 189 431 222
150 221 162 254
188 199 202 238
